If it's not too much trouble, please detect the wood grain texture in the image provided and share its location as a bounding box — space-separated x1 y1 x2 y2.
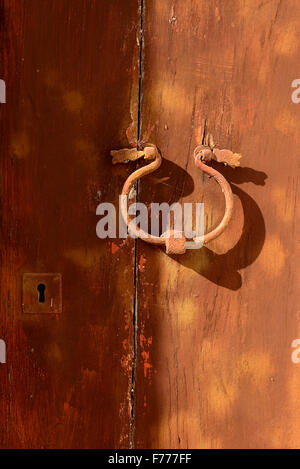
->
1 0 300 450
135 0 300 449
0 0 139 448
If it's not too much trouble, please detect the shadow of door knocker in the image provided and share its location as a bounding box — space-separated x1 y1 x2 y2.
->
111 134 242 255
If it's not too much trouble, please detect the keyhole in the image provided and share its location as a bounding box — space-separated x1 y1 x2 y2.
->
37 283 46 303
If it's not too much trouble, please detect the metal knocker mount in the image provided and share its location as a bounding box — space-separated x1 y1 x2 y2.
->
111 134 241 255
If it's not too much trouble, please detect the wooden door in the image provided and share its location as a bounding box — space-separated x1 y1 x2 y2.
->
0 0 140 449
135 0 300 449
1 0 300 449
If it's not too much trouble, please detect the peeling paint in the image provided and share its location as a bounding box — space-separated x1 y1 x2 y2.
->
111 242 120 255
138 254 146 272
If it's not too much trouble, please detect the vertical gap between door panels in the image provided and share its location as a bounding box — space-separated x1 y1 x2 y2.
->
130 0 144 449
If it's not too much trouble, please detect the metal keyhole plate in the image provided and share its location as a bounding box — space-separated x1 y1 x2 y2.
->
22 273 62 314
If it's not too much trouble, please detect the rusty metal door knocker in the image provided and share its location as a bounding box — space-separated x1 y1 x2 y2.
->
111 133 241 255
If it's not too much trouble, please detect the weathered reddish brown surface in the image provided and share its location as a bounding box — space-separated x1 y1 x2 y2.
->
0 0 139 448
135 0 300 449
1 0 300 450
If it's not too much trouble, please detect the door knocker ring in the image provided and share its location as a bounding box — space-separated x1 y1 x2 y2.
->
110 135 241 255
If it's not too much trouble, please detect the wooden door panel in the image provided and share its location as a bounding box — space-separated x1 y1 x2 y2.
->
1 0 299 450
135 0 300 449
0 0 139 448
